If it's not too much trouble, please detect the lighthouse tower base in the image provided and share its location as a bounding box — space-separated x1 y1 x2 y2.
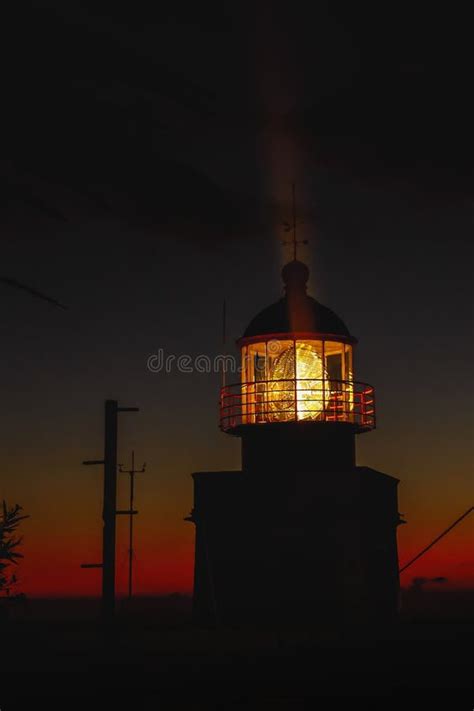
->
189 465 401 630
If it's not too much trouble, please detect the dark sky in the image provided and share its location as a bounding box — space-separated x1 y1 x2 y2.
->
1 3 473 594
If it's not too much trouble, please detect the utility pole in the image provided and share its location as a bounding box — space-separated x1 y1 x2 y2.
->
119 451 145 599
82 399 139 622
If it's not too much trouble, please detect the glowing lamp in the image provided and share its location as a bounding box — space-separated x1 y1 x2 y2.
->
268 341 331 421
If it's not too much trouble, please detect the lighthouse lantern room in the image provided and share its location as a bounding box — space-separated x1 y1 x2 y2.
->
221 260 375 432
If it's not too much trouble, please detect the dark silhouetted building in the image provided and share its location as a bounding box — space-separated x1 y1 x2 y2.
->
187 259 402 628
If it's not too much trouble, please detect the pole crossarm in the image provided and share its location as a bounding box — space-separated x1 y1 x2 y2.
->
81 563 103 569
116 510 138 515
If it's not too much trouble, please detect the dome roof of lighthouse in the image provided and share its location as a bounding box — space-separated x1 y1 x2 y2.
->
243 296 352 338
242 259 354 340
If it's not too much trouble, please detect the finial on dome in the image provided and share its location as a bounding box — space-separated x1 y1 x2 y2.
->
281 259 309 293
281 182 308 261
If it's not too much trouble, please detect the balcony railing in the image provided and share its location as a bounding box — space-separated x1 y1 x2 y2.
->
220 378 375 433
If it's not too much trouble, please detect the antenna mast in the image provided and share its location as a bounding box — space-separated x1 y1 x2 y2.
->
222 298 227 388
292 182 297 261
119 451 146 599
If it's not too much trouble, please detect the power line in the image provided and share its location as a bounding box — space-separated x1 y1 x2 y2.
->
399 506 473 574
1 276 67 309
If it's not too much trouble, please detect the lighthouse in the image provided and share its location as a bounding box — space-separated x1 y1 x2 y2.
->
188 256 402 629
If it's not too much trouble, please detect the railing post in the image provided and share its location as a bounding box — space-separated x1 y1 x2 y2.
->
322 341 326 422
322 377 326 422
293 339 297 421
